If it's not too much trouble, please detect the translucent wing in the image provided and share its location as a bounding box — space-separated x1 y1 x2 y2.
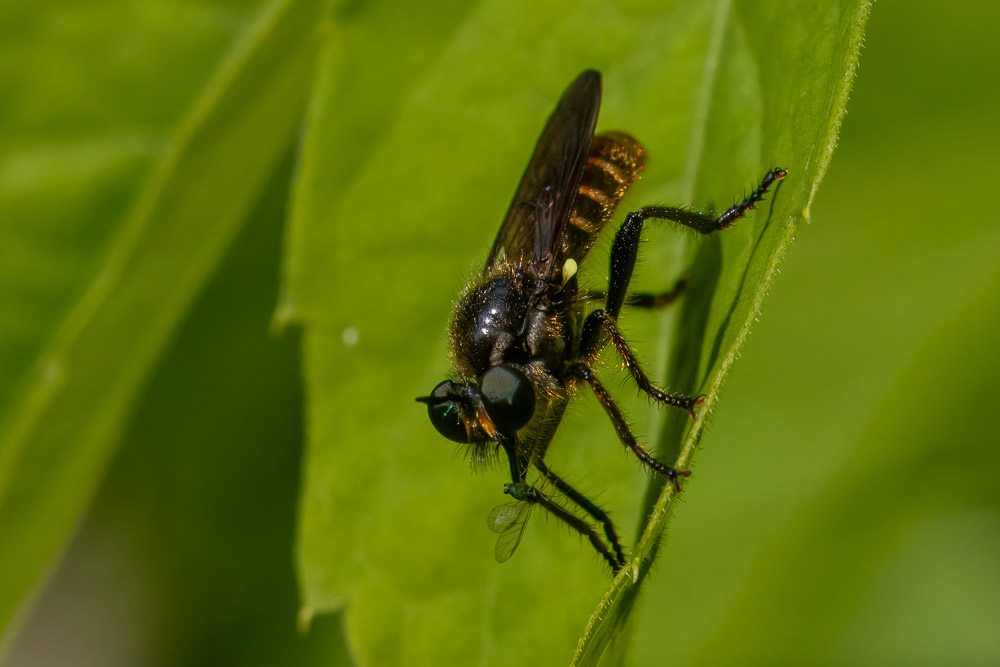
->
485 70 601 279
486 500 534 563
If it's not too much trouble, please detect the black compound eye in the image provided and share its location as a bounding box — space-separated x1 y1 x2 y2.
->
426 380 470 443
480 365 536 434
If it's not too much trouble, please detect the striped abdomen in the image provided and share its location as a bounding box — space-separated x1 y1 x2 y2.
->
561 131 646 262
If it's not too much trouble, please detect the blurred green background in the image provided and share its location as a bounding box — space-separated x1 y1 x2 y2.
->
1 0 998 665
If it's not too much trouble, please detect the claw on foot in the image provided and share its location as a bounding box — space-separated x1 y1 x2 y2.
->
688 395 707 419
668 468 693 493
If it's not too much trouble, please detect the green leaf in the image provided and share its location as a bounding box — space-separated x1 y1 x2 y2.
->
290 1 869 664
0 0 327 639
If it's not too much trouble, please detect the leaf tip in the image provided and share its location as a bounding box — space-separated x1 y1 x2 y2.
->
270 296 300 335
297 605 315 635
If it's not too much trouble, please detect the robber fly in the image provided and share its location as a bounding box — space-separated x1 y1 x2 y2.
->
417 70 785 571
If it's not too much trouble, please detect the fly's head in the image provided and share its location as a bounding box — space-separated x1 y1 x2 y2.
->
417 364 536 445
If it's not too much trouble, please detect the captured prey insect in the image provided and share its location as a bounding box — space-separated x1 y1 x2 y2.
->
416 70 786 572
487 483 539 563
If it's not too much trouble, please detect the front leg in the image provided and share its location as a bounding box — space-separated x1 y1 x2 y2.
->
509 483 623 572
534 458 625 567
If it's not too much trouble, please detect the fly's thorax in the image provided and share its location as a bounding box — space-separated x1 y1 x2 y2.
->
523 303 569 370
450 271 535 378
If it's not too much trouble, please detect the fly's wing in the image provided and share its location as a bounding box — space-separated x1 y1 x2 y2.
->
485 70 601 279
487 500 533 563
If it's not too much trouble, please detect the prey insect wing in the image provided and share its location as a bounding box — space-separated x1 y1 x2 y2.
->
487 499 533 563
485 70 601 280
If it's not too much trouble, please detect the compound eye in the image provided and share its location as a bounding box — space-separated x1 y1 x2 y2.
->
480 365 536 435
426 381 470 443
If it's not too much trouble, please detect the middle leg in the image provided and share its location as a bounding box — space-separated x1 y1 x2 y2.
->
581 308 701 417
571 364 692 492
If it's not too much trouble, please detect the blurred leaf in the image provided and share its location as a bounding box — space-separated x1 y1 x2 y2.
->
0 0 266 420
291 1 868 664
0 0 328 639
3 154 351 667
690 265 1000 664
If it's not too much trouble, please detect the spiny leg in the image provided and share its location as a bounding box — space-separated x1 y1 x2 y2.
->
605 168 786 319
534 459 625 568
518 484 622 572
572 364 691 492
581 308 701 417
